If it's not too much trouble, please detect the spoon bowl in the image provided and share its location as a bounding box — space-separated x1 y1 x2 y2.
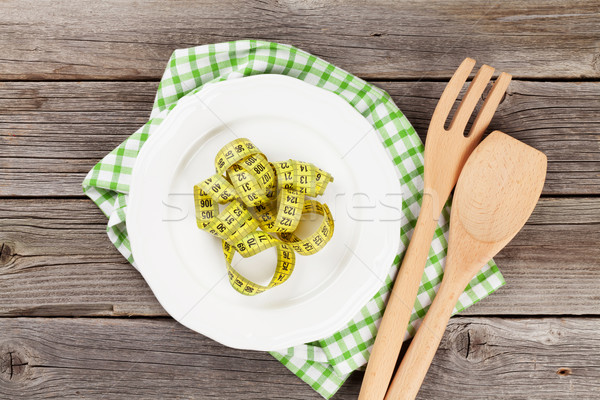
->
450 130 547 278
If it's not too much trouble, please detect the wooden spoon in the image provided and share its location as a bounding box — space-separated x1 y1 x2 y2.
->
385 131 547 400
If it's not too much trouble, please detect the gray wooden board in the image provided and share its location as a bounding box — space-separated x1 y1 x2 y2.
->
0 0 599 80
1 2 599 397
0 80 598 196
0 197 598 317
0 317 598 399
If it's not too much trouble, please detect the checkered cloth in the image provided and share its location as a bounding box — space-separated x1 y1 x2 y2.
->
83 40 504 399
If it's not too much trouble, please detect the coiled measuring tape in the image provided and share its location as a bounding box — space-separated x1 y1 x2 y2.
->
193 138 335 296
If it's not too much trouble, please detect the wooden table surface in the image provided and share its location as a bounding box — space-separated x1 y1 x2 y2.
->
1 1 599 398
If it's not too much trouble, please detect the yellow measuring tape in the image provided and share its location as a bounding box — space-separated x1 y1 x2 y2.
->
193 138 334 295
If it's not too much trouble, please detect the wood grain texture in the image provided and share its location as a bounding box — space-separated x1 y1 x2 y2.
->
0 2 598 398
419 317 600 399
0 80 598 196
0 197 598 317
377 80 600 196
463 196 600 316
0 0 599 80
0 317 598 399
0 199 165 317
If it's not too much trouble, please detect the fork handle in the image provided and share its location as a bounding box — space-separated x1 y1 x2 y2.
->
358 193 439 400
384 273 462 400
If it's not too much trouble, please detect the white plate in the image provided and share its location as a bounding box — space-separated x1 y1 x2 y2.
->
128 75 402 351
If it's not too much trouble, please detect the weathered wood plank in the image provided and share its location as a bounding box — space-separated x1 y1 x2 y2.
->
0 197 598 317
0 80 598 196
420 317 600 399
0 317 598 398
1 0 599 80
0 199 164 317
463 197 600 315
378 80 600 196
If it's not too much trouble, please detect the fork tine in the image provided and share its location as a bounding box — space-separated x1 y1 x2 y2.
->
468 71 512 140
448 64 495 133
429 58 476 129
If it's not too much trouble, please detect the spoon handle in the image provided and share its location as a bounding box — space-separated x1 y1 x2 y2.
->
384 274 463 400
359 194 439 400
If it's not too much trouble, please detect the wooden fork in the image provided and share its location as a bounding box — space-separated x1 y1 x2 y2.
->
358 58 512 400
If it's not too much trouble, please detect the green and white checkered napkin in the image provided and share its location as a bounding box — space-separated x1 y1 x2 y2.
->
83 40 504 399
